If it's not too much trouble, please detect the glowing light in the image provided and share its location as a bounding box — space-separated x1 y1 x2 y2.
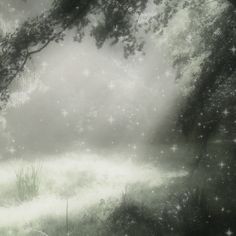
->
0 152 187 228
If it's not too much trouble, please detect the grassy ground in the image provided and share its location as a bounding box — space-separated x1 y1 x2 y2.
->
0 143 235 235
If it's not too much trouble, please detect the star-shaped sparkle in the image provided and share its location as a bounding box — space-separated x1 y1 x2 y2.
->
226 228 233 236
230 46 236 55
170 144 178 152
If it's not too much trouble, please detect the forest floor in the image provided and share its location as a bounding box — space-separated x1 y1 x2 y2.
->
0 146 187 236
0 143 234 236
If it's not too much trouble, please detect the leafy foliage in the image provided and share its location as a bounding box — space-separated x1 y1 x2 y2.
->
0 0 148 103
0 0 235 161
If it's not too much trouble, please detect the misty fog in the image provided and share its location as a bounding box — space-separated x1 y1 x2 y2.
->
0 1 232 235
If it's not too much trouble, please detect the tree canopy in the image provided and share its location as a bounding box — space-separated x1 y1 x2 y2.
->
0 0 235 147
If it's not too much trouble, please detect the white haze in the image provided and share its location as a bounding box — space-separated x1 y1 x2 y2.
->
0 33 180 157
0 153 187 228
0 0 224 157
0 0 224 233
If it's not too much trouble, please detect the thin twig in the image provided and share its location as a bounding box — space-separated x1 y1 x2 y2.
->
31 229 49 236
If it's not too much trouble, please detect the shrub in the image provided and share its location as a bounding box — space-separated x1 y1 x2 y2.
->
161 187 213 236
16 164 41 201
108 195 162 236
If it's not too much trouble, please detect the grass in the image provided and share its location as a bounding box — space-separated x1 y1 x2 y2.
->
15 163 41 202
0 144 233 235
1 174 234 236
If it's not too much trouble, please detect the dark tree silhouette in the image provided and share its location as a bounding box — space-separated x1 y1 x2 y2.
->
177 3 236 169
0 0 147 104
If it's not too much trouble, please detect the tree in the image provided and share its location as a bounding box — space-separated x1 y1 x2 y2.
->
135 0 236 169
0 0 235 155
176 2 236 168
0 0 147 106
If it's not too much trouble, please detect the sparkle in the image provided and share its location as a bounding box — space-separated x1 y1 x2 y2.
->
230 45 236 55
170 144 178 152
223 109 229 116
226 228 233 236
61 109 68 117
176 204 181 210
186 34 192 43
219 161 225 169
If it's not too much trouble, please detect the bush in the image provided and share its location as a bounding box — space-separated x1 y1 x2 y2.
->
16 164 41 201
108 194 162 236
160 187 213 236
